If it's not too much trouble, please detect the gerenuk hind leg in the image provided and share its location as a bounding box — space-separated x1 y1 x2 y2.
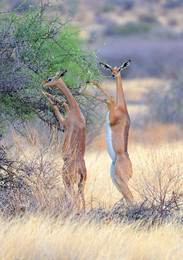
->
114 155 134 205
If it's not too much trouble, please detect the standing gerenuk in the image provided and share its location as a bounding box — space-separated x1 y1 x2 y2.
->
82 60 134 205
41 71 87 210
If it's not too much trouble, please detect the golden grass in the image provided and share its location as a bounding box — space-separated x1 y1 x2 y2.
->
85 140 183 207
1 214 183 260
1 123 183 259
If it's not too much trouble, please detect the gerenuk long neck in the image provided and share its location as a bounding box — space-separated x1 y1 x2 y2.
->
115 73 127 111
55 78 81 114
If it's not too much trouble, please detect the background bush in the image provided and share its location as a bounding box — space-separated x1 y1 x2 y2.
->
146 78 183 125
0 0 101 134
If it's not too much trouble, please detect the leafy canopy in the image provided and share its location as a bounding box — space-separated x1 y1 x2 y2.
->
0 0 101 133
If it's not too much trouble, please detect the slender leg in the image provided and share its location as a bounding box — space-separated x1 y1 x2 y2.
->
42 91 69 112
82 91 110 105
62 163 76 206
114 155 134 205
85 81 117 124
78 161 87 211
82 90 116 125
40 90 65 126
87 80 115 103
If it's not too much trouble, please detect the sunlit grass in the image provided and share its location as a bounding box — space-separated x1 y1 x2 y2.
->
1 120 183 259
1 213 183 260
85 140 183 207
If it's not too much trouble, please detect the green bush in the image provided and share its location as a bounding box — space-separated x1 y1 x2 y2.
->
0 1 101 133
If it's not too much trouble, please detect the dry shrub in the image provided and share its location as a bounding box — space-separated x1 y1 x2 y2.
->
84 141 183 224
131 143 183 220
1 124 183 224
147 78 183 125
0 125 81 217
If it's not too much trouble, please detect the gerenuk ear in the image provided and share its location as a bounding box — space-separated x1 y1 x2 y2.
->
56 70 67 78
60 70 67 77
99 61 113 71
119 60 131 71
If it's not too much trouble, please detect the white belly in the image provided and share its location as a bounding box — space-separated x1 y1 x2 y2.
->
106 113 121 193
106 112 117 162
110 161 122 194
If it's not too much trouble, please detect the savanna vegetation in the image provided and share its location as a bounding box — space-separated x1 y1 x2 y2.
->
1 0 183 259
0 0 101 134
1 124 183 259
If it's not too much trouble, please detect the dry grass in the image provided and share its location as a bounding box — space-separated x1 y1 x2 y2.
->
86 139 183 209
1 123 183 259
1 213 183 259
